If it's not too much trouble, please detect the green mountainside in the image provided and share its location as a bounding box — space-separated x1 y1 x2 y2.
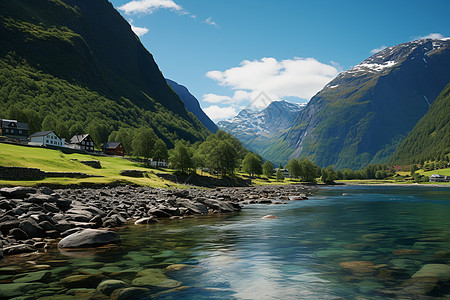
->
0 0 210 146
389 82 450 165
266 39 450 169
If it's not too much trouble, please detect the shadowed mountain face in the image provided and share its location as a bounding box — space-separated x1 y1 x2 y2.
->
389 82 450 165
267 39 450 169
0 0 209 145
218 101 305 162
166 79 218 133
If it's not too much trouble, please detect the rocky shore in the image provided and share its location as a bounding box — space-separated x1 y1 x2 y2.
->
0 184 314 258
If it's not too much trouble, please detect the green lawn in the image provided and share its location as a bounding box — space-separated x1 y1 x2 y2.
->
0 143 178 187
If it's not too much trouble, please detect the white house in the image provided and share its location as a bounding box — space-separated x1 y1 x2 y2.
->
429 174 450 182
149 159 168 168
29 130 65 147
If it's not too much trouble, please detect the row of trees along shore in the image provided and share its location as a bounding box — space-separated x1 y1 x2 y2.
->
109 128 450 183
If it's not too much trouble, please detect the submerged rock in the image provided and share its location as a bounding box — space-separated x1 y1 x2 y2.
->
0 282 47 298
132 268 181 288
13 270 52 283
110 287 150 300
96 279 127 296
58 229 121 248
61 274 105 288
412 264 450 280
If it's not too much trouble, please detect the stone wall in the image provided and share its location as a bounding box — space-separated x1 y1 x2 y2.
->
0 166 46 180
0 166 100 181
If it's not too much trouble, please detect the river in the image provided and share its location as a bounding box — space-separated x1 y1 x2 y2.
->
1 185 450 299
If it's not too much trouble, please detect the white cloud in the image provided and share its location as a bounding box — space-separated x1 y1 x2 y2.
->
130 24 149 37
203 93 233 104
203 17 218 27
416 33 445 40
119 0 183 15
203 105 238 122
206 57 339 104
370 45 387 54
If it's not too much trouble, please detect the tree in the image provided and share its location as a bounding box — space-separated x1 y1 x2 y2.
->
299 159 318 182
263 161 274 178
286 159 301 179
169 141 194 173
242 153 262 177
132 127 157 160
153 138 168 162
322 166 337 184
276 168 285 181
410 164 418 176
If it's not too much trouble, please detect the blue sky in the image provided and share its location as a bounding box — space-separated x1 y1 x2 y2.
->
109 0 450 122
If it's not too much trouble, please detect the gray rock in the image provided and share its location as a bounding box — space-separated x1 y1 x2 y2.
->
38 221 55 232
9 228 28 240
26 194 56 204
0 187 37 199
19 219 44 238
3 244 36 255
55 220 75 232
196 198 236 213
0 200 13 210
89 215 103 228
134 217 158 225
0 219 20 235
58 229 121 248
54 198 72 210
43 202 60 213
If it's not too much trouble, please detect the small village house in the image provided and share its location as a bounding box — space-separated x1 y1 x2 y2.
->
275 168 291 178
429 174 450 182
102 142 125 156
69 134 95 152
29 130 65 147
0 119 29 141
149 159 168 168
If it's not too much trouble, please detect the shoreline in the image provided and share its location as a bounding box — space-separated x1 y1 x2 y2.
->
0 184 316 259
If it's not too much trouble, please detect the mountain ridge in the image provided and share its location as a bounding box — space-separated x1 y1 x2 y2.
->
267 38 450 169
166 79 218 133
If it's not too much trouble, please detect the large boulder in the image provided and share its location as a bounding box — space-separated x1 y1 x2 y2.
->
58 229 121 248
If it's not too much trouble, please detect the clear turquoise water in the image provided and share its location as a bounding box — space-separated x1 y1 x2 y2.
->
2 185 450 299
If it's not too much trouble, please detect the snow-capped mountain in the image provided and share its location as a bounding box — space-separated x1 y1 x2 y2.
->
218 100 305 136
266 38 450 168
218 100 305 155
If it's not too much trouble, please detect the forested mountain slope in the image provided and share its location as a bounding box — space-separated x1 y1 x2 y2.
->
389 82 450 165
0 0 210 146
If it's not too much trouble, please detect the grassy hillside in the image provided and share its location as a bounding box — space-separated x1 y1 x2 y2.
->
0 0 210 147
0 143 174 187
389 82 450 165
